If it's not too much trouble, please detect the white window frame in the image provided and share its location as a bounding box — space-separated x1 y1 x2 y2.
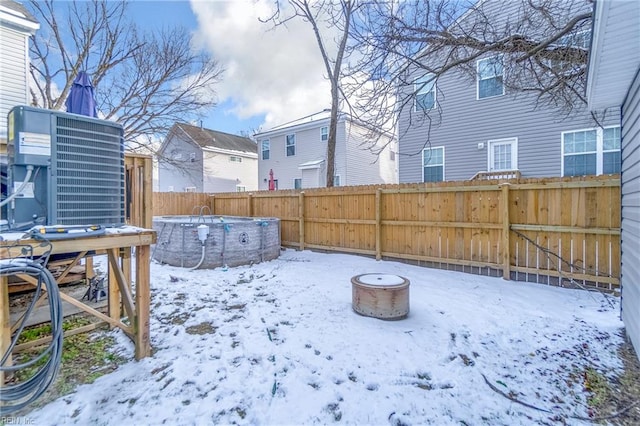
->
320 126 328 142
549 30 591 74
189 152 196 162
261 139 270 160
184 186 197 192
487 138 518 172
333 175 341 186
422 146 445 183
414 73 436 111
477 55 505 100
229 155 243 163
236 185 247 192
561 126 621 176
286 134 296 157
293 178 302 189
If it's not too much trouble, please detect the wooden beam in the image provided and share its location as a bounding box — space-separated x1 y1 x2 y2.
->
501 184 511 280
299 192 305 251
510 224 620 236
1 275 11 384
0 232 156 259
381 251 503 270
134 244 151 360
107 249 135 321
13 274 130 332
375 188 382 261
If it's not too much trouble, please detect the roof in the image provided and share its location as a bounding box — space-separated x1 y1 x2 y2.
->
0 0 39 33
171 122 257 154
586 0 640 110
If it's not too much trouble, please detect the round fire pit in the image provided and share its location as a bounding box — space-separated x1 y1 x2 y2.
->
351 274 410 320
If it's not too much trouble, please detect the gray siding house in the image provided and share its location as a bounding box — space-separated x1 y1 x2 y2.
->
158 123 258 193
398 0 621 183
255 111 397 190
0 0 39 146
587 0 640 358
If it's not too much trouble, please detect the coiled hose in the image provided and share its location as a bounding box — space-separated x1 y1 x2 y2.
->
0 258 64 415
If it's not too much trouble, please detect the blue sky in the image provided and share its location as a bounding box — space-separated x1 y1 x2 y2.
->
128 1 265 136
127 0 332 137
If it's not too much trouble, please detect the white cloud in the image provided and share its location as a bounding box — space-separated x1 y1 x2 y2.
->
190 0 336 129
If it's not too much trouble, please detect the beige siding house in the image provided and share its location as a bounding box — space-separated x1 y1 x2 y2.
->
158 123 258 193
255 111 397 190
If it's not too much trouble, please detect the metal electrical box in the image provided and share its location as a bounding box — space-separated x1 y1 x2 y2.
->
2 106 125 230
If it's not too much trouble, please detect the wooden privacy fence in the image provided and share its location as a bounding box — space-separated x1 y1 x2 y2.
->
153 175 621 291
125 153 153 229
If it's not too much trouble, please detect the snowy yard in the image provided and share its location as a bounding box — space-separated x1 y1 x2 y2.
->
27 249 623 425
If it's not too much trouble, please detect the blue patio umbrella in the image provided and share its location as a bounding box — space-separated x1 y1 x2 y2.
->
65 71 97 117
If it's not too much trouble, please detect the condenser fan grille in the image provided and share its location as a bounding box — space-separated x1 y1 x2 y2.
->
53 116 125 225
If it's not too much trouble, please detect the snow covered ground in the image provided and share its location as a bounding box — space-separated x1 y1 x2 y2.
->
27 249 623 425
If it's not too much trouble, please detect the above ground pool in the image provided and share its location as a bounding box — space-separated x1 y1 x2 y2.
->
152 215 281 269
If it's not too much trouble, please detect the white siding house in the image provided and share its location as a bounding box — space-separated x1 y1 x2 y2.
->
0 0 39 146
158 123 258 193
255 111 397 190
587 0 640 359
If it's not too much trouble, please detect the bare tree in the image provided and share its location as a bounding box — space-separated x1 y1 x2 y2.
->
263 0 358 187
344 0 593 155
28 0 223 153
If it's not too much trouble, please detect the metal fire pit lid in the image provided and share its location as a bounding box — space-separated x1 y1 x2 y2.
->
355 273 407 287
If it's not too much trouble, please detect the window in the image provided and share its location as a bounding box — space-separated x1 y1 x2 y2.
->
414 73 436 111
562 127 620 176
423 147 444 182
236 185 246 192
321 126 328 142
477 55 504 99
184 186 196 192
229 156 243 163
173 152 183 160
262 139 270 160
488 138 518 171
334 175 341 186
550 30 590 74
286 134 296 156
294 178 302 189
189 152 196 162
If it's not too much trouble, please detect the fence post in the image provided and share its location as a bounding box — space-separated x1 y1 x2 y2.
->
375 188 382 260
299 192 305 251
500 183 511 280
248 193 253 217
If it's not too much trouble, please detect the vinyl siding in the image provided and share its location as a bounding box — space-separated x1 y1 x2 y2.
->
0 26 28 139
344 121 397 185
621 69 640 353
158 135 203 191
203 151 258 192
258 121 331 190
257 118 396 189
399 66 621 183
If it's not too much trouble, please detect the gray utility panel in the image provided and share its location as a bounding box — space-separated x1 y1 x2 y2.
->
3 106 125 230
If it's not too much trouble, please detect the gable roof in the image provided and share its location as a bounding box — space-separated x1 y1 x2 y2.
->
172 122 257 154
0 0 39 33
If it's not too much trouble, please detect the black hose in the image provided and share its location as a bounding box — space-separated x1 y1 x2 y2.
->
0 258 64 415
